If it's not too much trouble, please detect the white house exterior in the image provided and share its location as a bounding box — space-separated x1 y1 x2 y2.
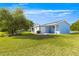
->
31 20 70 34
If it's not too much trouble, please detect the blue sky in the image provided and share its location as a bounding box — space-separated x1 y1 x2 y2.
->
0 3 79 24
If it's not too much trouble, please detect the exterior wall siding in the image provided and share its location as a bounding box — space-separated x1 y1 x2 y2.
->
58 22 70 34
40 27 46 33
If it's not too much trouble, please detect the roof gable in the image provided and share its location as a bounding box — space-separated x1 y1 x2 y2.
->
34 20 70 27
42 20 70 26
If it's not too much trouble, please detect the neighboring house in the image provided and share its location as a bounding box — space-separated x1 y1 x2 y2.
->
31 20 70 34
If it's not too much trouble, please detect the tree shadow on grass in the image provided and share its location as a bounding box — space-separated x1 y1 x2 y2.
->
12 33 73 47
13 33 60 40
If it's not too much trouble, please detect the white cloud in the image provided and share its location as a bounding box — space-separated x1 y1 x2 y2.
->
24 9 77 24
23 9 73 14
24 9 73 19
57 12 71 17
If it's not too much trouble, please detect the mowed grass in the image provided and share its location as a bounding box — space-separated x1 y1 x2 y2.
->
0 32 79 56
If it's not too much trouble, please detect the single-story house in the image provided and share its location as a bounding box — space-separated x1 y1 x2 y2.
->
31 20 70 34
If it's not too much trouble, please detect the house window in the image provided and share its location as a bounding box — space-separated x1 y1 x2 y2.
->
32 28 34 32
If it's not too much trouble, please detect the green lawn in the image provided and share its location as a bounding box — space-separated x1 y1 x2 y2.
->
0 32 79 56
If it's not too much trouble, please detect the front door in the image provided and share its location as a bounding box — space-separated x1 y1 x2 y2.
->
48 26 54 33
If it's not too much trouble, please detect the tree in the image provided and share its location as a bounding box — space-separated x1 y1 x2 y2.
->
12 8 33 31
0 8 33 36
0 8 15 35
70 20 79 31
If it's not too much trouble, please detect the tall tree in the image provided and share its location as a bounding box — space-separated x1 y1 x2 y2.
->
0 8 15 35
12 8 33 31
0 8 33 36
70 20 79 31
